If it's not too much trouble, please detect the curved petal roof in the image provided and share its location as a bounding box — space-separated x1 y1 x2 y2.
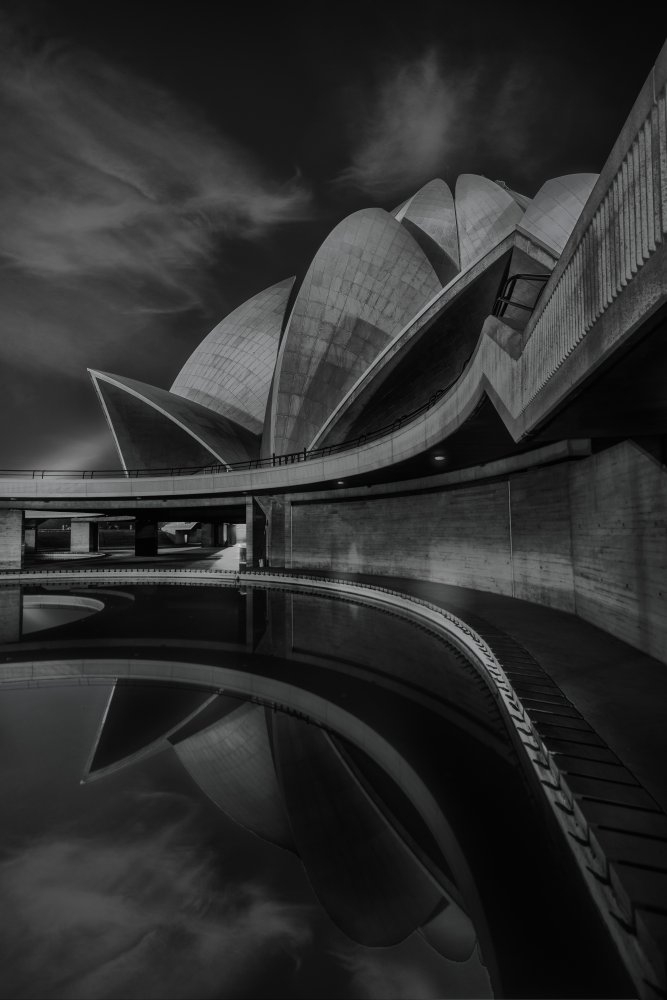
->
175 704 295 851
400 178 460 271
171 277 294 436
270 208 441 455
90 370 258 470
455 174 525 271
519 173 598 256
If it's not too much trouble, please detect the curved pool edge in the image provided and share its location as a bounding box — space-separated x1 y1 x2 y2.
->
0 563 660 997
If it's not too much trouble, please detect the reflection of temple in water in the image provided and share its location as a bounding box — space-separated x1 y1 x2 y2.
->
0 580 635 996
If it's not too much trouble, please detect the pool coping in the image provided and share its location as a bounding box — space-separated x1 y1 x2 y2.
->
0 564 663 997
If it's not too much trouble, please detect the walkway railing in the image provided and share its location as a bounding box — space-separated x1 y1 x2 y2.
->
0 386 453 480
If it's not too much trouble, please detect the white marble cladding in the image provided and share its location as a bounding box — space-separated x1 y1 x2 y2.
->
172 277 294 435
271 208 441 455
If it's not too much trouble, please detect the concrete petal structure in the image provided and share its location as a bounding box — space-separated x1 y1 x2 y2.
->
174 703 295 851
87 173 598 473
519 174 598 256
90 370 258 470
398 178 460 281
171 277 294 435
455 174 525 271
270 208 442 455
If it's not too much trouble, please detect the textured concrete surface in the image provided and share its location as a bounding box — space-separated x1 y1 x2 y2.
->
455 175 524 270
397 178 460 282
519 174 598 255
287 442 666 664
271 207 441 455
70 520 98 553
0 510 23 569
171 277 294 435
91 370 258 469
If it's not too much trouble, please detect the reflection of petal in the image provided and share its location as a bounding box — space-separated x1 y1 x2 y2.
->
270 714 443 946
175 703 295 851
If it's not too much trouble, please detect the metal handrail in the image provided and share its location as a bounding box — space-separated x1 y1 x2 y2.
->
0 385 451 480
0 273 551 483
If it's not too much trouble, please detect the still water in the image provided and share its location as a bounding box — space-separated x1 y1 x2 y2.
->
0 582 631 999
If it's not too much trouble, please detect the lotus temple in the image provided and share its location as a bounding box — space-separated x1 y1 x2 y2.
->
0 37 666 1000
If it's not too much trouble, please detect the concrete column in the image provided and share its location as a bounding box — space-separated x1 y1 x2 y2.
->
250 501 267 568
0 510 23 569
0 585 21 643
134 517 158 556
200 523 215 547
245 497 254 567
71 521 99 553
24 525 36 553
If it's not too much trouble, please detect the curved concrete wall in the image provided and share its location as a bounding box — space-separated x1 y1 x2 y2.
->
287 442 667 665
519 174 598 256
399 179 460 284
455 175 524 270
91 371 258 469
271 208 441 455
172 277 294 435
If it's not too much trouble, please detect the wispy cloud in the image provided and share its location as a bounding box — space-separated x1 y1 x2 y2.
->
0 19 312 292
334 50 461 200
0 820 314 999
331 938 493 1000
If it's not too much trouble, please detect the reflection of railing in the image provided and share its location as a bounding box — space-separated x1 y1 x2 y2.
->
492 273 549 319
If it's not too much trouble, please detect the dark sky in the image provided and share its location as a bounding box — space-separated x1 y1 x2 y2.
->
0 1 664 469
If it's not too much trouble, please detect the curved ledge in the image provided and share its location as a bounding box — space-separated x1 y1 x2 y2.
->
0 563 659 994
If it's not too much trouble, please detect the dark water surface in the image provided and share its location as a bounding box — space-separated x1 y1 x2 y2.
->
0 582 632 999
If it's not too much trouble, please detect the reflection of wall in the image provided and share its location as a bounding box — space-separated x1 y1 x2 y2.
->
289 442 667 664
0 585 21 642
0 511 23 569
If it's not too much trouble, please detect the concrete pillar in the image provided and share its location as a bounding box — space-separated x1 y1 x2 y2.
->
247 500 267 568
0 510 23 569
200 523 215 547
0 585 21 643
24 525 36 553
245 497 254 567
70 521 99 553
134 517 158 557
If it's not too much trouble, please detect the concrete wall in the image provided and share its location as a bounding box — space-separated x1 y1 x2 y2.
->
0 584 21 642
0 510 23 569
569 444 667 661
71 521 99 553
286 442 666 664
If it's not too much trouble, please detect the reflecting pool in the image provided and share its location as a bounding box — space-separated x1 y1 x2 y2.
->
0 581 632 999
